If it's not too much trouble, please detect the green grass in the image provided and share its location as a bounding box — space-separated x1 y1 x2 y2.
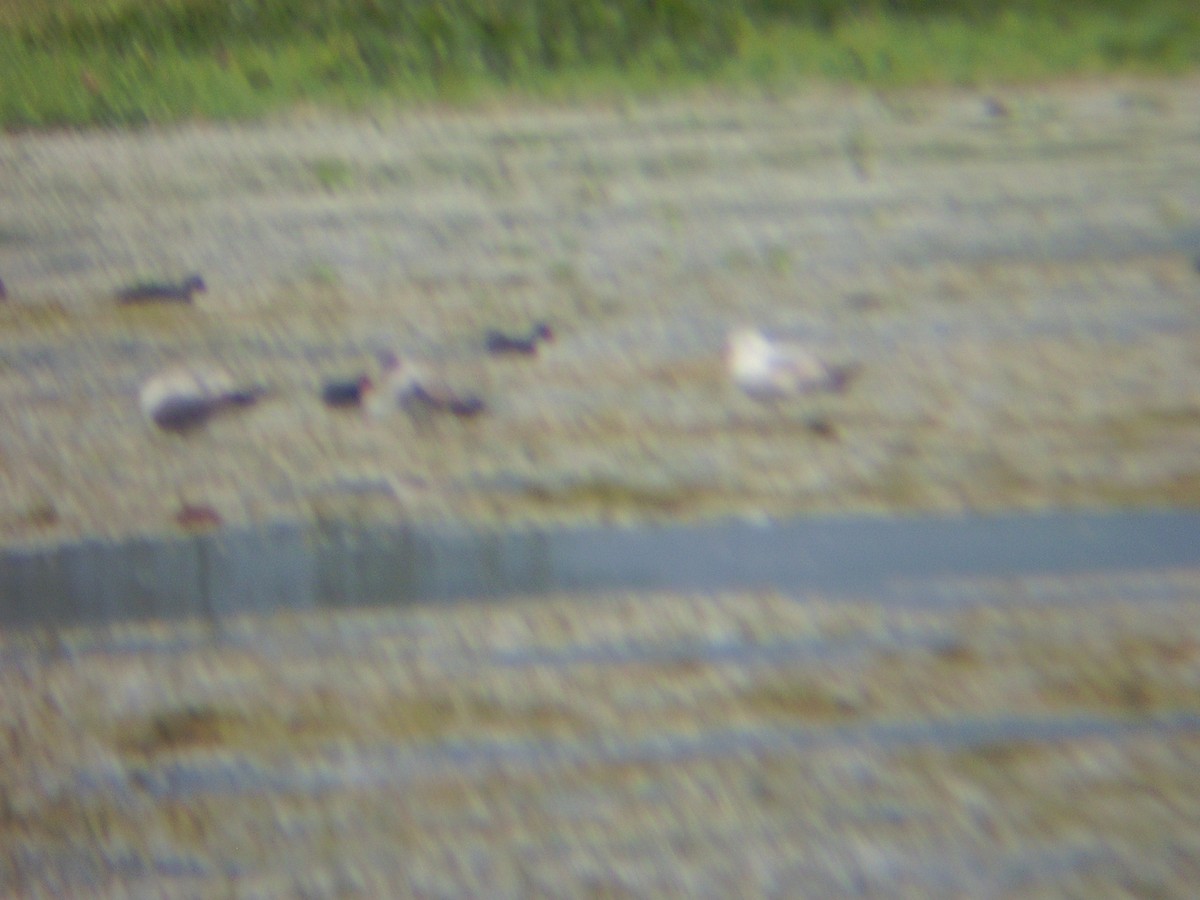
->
730 8 1200 87
0 1 1197 127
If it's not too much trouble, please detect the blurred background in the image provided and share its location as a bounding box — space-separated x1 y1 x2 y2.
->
1 1 1199 895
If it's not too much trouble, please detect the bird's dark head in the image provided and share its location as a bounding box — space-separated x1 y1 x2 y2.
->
533 322 554 342
183 274 207 294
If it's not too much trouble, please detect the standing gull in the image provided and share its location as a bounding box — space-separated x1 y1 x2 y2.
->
725 327 857 399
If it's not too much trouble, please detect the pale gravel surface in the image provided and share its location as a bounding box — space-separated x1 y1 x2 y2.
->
2 573 1200 895
0 77 1199 540
2 77 1200 895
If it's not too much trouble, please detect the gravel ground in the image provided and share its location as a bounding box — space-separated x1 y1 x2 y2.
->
0 77 1198 541
3 572 1200 895
2 77 1200 895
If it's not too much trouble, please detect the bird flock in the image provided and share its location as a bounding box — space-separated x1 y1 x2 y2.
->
2 273 858 435
110 277 561 432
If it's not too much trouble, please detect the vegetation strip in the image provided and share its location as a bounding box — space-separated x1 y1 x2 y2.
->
1 1 1198 126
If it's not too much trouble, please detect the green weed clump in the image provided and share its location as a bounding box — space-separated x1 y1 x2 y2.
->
0 0 1197 126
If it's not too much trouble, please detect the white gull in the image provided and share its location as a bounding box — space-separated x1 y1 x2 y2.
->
725 327 857 400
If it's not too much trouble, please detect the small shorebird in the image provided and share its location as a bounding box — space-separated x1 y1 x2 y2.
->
364 351 485 419
117 274 206 304
485 322 553 355
725 327 857 400
139 365 265 431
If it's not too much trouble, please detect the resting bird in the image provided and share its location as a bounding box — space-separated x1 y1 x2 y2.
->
485 322 553 355
364 351 486 419
117 274 206 304
321 375 373 408
139 365 264 432
725 327 857 400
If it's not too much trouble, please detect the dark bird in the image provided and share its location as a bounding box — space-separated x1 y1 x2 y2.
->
485 322 553 355
321 375 373 408
139 365 265 432
411 384 486 417
0 278 6 300
117 274 206 304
